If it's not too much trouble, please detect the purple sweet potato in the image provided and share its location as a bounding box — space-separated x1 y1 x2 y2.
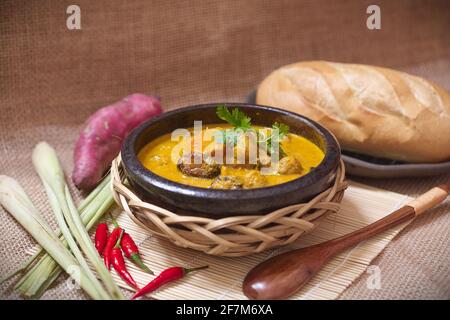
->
73 94 162 190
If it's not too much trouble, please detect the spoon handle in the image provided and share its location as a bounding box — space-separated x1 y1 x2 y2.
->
408 184 450 215
243 184 449 300
327 184 449 253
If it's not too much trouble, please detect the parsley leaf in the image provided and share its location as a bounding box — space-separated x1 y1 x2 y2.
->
215 105 290 158
216 105 252 132
272 122 289 138
267 136 287 159
268 122 290 158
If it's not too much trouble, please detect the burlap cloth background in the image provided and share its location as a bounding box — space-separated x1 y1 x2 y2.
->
0 0 449 299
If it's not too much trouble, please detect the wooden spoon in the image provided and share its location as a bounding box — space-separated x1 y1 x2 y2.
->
243 184 450 300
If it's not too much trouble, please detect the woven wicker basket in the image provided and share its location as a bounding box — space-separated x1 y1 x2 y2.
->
111 155 348 257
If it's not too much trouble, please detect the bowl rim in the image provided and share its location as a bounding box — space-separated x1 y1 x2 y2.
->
121 103 341 200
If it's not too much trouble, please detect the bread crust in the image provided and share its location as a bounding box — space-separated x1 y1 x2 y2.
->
256 61 450 163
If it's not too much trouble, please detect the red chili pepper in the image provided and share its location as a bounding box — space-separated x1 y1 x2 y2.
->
111 230 139 290
103 219 122 270
94 223 108 255
131 265 208 300
121 232 153 274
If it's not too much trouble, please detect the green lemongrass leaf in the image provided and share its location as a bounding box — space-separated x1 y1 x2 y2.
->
84 188 114 231
77 173 111 213
5 176 109 285
64 184 123 299
15 174 114 298
38 175 109 299
14 254 44 292
15 254 58 295
30 264 61 299
32 143 111 300
25 259 53 296
0 176 103 300
0 251 41 284
32 142 123 300
0 268 25 285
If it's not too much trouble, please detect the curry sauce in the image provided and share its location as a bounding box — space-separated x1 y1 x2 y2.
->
138 124 324 189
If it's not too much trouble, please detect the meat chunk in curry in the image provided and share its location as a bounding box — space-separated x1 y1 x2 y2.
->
242 171 267 188
211 176 243 189
177 152 221 178
277 156 303 174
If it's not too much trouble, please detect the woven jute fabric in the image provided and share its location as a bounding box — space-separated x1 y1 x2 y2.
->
0 0 449 299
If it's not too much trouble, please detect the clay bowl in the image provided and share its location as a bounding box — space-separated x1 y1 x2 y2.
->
121 103 341 218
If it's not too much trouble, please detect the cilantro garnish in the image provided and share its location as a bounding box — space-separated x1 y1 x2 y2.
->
216 105 252 132
215 105 289 158
272 122 289 139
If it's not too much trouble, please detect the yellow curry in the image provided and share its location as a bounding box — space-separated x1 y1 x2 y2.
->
138 123 324 189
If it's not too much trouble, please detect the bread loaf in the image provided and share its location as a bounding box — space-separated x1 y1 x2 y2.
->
257 61 450 163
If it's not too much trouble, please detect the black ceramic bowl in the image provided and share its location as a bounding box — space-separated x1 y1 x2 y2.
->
121 103 341 217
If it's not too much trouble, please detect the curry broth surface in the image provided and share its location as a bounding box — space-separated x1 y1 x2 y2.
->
138 125 324 189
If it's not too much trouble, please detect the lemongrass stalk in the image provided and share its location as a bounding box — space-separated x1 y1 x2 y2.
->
10 174 113 286
26 257 56 295
40 174 110 299
15 255 57 296
14 254 47 292
32 144 111 300
0 252 41 284
65 175 123 299
77 173 111 213
33 265 61 298
85 186 115 230
0 176 103 299
17 177 115 298
32 142 124 300
7 174 114 297
1 178 104 299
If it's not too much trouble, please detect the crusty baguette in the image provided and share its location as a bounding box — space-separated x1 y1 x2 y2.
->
257 61 450 163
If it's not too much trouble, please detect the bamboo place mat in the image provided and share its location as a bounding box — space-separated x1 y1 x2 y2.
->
44 180 412 300
25 181 412 299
